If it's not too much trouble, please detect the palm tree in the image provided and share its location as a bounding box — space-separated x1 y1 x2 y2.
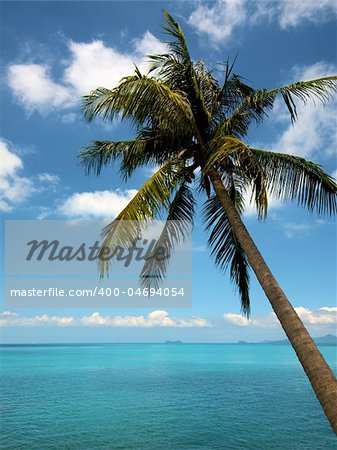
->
79 12 337 431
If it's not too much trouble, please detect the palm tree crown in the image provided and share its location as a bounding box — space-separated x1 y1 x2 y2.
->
79 12 337 317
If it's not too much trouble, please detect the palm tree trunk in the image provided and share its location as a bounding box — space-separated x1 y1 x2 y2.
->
208 168 337 433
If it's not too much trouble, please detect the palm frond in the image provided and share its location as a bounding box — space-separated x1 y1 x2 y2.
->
203 136 251 171
79 140 147 176
204 194 250 316
269 76 337 122
230 151 269 220
220 74 256 112
162 11 192 64
120 128 194 179
79 135 191 179
159 12 211 127
77 11 337 315
82 74 195 141
251 149 337 215
194 60 220 116
241 76 337 123
140 182 194 288
211 107 256 139
82 87 114 122
148 53 184 88
213 76 337 136
99 160 184 276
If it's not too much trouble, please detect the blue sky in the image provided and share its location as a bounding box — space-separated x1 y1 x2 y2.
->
0 0 336 343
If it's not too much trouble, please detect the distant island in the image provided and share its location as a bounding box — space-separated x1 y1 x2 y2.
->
259 334 337 346
165 340 183 345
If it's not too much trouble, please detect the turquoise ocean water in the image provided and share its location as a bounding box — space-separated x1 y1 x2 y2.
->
1 343 336 449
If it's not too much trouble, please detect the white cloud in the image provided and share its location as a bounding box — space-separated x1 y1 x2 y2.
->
0 139 61 212
223 312 253 326
0 139 23 177
240 62 337 218
0 311 76 327
188 0 247 43
223 312 279 327
188 1 337 43
282 219 325 238
63 40 137 95
81 310 210 327
242 184 283 217
295 306 337 325
58 189 138 219
277 0 337 29
0 310 211 328
37 173 60 183
270 62 337 159
320 307 337 313
61 112 77 124
8 64 73 114
0 139 35 211
223 305 337 328
7 32 166 115
0 175 34 207
133 30 167 56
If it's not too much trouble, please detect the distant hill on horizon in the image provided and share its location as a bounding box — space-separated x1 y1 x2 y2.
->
261 334 337 345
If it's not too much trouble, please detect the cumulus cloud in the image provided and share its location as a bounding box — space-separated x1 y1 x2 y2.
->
81 310 210 327
223 312 279 327
223 306 337 329
8 64 73 114
0 139 35 211
7 32 166 115
133 30 167 56
0 139 23 177
58 189 138 219
320 307 337 312
268 62 337 160
63 40 137 95
188 0 247 44
188 1 337 43
0 310 211 328
0 139 60 212
0 311 76 327
277 0 337 29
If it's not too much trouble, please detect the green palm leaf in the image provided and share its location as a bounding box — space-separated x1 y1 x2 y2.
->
79 140 147 176
214 76 337 137
204 194 250 316
268 76 337 121
203 137 269 218
82 73 195 141
156 11 211 127
140 182 195 288
242 76 337 123
99 160 184 276
203 136 251 170
251 149 337 215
